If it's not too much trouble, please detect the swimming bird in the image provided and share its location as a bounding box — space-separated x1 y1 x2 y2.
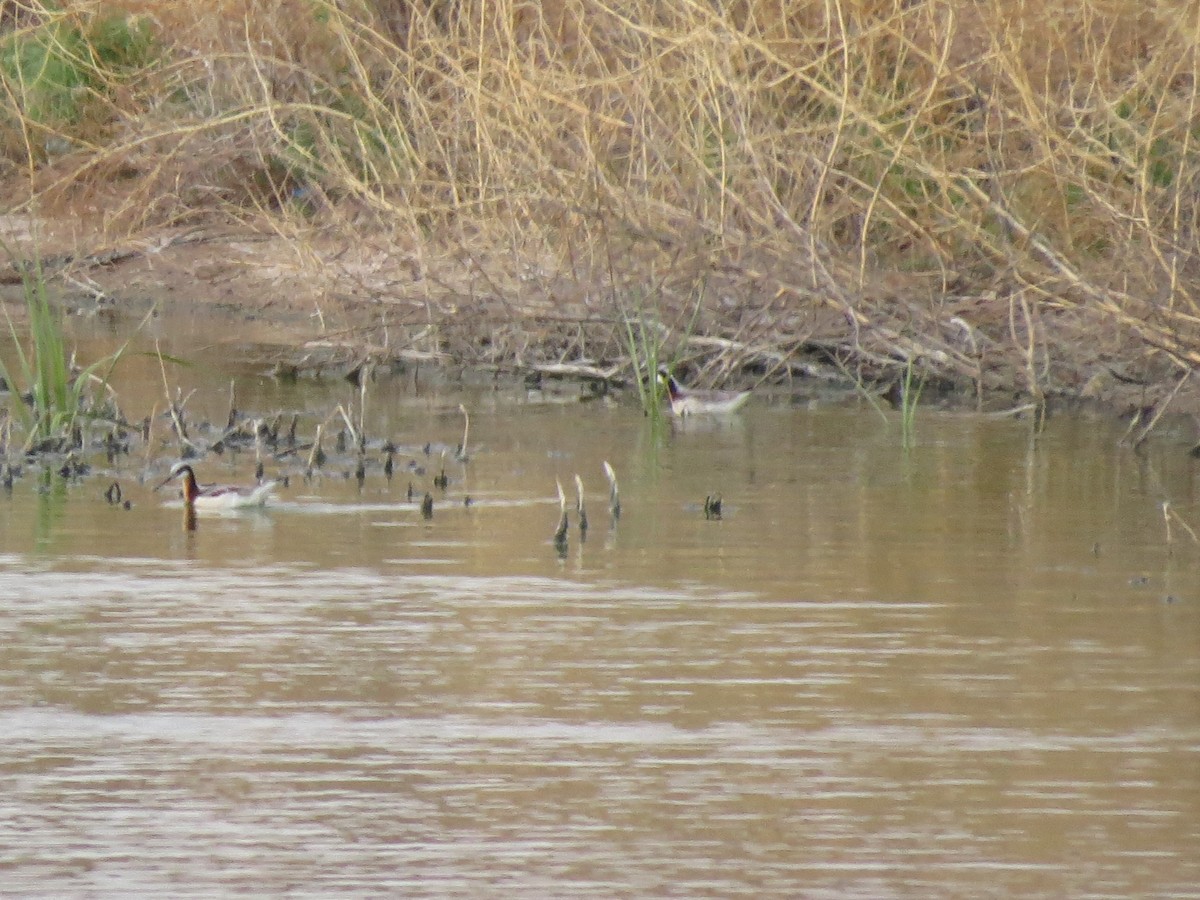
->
657 366 752 416
157 462 278 509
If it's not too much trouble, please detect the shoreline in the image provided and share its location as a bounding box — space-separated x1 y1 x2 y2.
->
2 219 1198 450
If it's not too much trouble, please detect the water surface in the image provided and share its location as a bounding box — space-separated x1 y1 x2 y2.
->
1 335 1198 897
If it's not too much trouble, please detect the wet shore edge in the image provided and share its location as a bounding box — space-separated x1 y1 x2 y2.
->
2 222 1198 451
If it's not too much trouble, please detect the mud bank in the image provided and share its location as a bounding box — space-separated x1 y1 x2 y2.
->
2 219 1198 447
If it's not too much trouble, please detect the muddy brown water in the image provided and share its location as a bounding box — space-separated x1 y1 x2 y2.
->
1 316 1198 897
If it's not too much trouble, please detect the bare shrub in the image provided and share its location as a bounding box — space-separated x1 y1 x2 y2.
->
3 0 1198 386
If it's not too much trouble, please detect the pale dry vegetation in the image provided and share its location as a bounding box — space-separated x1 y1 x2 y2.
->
2 0 1199 407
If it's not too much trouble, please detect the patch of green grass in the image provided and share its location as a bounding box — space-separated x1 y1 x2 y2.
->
0 9 154 140
87 12 155 72
1148 137 1174 188
1 20 90 127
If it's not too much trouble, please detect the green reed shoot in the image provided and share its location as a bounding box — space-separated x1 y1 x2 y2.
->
614 261 709 421
0 255 131 449
617 299 666 419
1 256 70 441
899 357 925 451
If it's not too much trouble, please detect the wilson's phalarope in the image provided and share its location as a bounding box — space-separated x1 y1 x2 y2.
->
657 366 752 416
157 462 278 509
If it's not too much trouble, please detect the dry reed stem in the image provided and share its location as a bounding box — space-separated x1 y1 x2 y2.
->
1162 500 1200 547
1 0 1199 393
